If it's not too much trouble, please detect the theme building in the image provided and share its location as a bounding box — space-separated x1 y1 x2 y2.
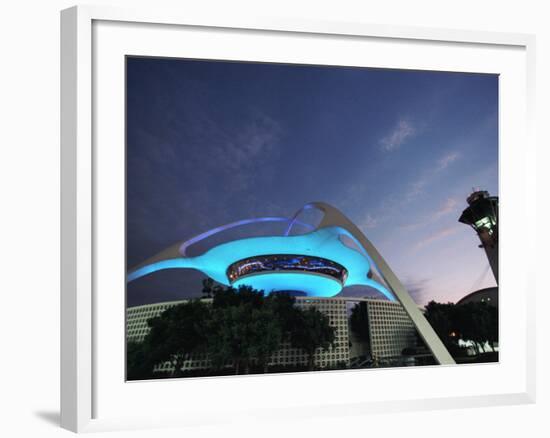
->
127 202 454 364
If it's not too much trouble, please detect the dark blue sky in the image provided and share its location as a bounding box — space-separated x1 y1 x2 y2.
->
126 56 498 307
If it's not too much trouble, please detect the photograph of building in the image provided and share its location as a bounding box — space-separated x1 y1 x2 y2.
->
125 56 499 379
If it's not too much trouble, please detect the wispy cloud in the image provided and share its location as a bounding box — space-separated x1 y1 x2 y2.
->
399 197 460 231
402 278 431 305
404 151 461 202
218 113 282 174
437 151 460 171
380 119 415 152
434 197 459 218
414 225 460 250
404 177 427 203
360 213 378 229
350 148 464 235
128 104 285 247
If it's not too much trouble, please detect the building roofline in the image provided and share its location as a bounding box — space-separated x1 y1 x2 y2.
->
456 286 498 305
126 295 404 311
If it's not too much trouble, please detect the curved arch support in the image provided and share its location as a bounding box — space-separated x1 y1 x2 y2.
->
179 216 314 256
127 258 194 282
301 202 455 365
284 204 317 236
127 216 314 280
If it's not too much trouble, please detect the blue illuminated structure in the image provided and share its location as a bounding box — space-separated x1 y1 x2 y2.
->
128 224 395 301
127 202 456 365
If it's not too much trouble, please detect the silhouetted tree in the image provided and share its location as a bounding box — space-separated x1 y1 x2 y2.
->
350 302 371 351
212 285 264 309
454 302 493 354
290 307 335 370
201 278 214 298
207 287 284 374
424 300 498 357
423 301 458 350
145 300 210 377
126 340 154 380
135 286 344 377
487 304 499 350
267 292 300 339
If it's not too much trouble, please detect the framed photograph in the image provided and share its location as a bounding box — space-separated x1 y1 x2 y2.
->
61 5 536 433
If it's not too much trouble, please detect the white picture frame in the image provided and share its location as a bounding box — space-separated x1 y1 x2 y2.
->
60 4 536 433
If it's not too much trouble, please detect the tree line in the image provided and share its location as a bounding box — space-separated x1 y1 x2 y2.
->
127 281 336 379
423 300 498 357
348 299 498 363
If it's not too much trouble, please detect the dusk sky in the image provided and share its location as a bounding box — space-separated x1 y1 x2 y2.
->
126 56 498 308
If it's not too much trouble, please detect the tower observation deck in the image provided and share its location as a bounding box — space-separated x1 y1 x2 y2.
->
458 190 499 283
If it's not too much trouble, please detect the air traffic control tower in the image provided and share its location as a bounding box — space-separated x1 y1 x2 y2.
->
458 190 499 283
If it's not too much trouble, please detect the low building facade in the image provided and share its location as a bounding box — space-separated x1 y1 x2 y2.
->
126 296 420 373
363 298 418 360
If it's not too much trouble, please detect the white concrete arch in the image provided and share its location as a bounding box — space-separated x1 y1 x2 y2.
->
300 202 455 365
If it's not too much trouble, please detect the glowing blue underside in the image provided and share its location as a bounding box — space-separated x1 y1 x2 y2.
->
128 226 394 301
233 272 343 298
